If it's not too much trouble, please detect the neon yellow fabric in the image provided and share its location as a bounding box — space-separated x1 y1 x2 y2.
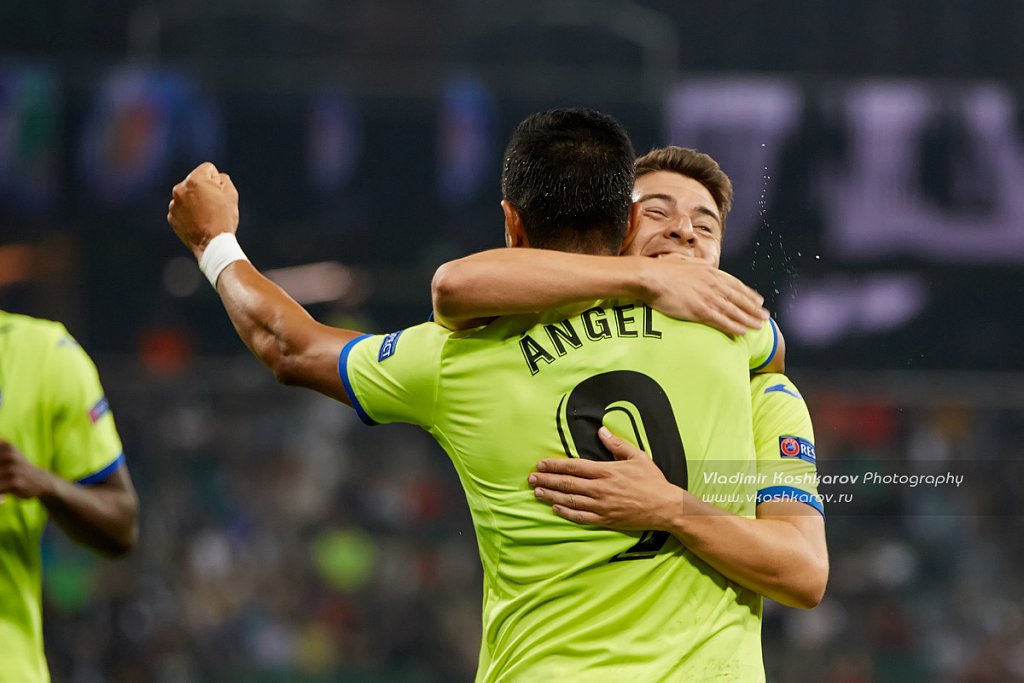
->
750 373 822 515
342 302 778 681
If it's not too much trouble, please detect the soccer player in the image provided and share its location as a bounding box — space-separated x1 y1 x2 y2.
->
167 110 783 681
430 146 828 609
0 310 139 683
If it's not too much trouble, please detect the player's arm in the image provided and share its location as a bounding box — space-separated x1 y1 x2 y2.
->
432 248 767 334
768 328 786 373
167 162 360 403
530 427 826 609
0 440 138 557
666 495 826 610
214 261 361 402
750 319 786 375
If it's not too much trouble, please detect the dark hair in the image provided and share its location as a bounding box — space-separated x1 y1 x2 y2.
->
501 109 635 254
635 146 733 234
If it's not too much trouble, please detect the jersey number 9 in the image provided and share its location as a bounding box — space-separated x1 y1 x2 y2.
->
556 370 688 561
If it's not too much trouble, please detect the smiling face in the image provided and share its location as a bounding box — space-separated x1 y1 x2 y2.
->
622 170 723 267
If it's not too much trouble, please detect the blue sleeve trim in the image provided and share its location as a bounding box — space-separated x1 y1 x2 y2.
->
756 485 824 517
77 452 125 485
338 334 379 426
751 317 779 372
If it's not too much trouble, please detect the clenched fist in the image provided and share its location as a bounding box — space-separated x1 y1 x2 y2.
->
167 162 240 260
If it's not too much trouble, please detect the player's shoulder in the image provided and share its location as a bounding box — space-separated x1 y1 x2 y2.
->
750 372 804 402
644 304 734 333
350 320 451 363
393 320 451 346
0 311 75 351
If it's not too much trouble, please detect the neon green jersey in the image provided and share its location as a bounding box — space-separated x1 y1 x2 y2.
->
750 374 823 516
0 312 125 683
341 301 780 682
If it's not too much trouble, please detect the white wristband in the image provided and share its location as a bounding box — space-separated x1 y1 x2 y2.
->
198 233 249 287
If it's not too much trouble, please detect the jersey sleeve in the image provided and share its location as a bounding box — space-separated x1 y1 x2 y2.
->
338 322 447 428
44 331 125 484
745 317 780 372
749 373 823 516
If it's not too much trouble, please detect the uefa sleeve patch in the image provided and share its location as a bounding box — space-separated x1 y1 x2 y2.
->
377 330 404 362
779 435 815 463
89 396 111 423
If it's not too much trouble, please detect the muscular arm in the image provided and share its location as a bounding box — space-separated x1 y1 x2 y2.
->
0 441 138 557
167 162 360 403
432 248 768 335
215 261 360 402
530 428 827 609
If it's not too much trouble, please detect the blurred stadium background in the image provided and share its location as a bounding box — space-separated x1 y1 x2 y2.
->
3 1 1024 681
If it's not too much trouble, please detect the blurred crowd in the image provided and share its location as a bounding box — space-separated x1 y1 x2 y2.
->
4 3 1023 680
34 358 1024 683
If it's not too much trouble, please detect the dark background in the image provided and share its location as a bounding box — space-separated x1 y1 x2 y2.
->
3 0 1024 370
2 2 1023 681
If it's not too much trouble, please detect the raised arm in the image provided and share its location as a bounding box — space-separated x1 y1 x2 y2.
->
432 248 768 334
213 261 361 402
167 163 360 403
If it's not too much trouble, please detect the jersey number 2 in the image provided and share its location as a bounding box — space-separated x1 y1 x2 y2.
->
556 370 687 561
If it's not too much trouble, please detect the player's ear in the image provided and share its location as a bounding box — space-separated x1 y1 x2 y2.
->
502 200 529 248
619 201 642 255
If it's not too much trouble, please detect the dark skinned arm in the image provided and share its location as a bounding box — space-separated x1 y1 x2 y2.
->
0 439 138 557
167 162 362 403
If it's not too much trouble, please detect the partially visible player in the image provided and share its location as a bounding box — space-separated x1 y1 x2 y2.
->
431 146 828 609
0 310 139 683
167 110 784 681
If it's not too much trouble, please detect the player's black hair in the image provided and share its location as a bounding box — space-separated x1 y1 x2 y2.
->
501 109 635 254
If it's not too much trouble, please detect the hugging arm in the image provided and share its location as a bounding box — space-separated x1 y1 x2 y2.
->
432 248 767 335
530 428 827 609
